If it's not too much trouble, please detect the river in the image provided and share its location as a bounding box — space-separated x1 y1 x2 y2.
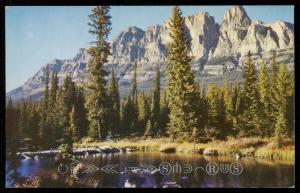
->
6 152 294 188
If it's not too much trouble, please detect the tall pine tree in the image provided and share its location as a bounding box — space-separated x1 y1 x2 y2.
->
39 65 50 148
199 82 209 132
86 6 111 140
131 60 139 132
57 75 76 144
222 77 233 130
18 100 27 146
258 61 272 136
270 53 279 129
137 91 150 134
239 52 262 136
274 64 291 139
231 81 242 134
28 102 40 149
158 91 169 136
150 66 160 136
6 98 19 153
120 96 133 136
74 85 89 141
165 6 198 141
206 83 226 139
107 69 120 137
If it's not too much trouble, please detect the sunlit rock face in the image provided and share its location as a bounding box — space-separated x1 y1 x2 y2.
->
7 6 294 102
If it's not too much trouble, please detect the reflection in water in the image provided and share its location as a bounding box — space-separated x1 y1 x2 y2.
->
6 152 294 188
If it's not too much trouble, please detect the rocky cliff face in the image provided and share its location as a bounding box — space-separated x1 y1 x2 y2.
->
7 6 294 102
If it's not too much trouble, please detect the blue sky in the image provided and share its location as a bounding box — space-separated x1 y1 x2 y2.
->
5 6 294 92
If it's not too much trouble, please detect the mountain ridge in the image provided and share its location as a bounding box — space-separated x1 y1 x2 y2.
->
7 6 294 102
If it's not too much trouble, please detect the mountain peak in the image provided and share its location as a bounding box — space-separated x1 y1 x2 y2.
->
72 48 87 63
6 7 294 102
223 6 251 27
126 26 144 33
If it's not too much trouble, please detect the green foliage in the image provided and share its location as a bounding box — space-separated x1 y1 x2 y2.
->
6 97 19 153
39 65 50 148
165 6 198 141
131 60 139 131
206 83 227 139
137 91 150 134
144 119 152 137
86 6 111 141
18 100 28 141
231 81 242 134
150 66 161 136
50 71 59 105
222 77 233 129
58 105 75 159
57 75 76 144
239 52 263 136
120 96 134 135
199 82 209 131
258 61 272 136
274 64 291 138
28 103 40 149
6 6 294 152
107 69 120 137
270 53 279 116
74 85 89 141
158 91 169 136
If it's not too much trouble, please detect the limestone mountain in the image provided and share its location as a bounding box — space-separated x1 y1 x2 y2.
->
6 6 294 102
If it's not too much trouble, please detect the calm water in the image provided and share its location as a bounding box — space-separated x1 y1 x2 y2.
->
6 152 294 188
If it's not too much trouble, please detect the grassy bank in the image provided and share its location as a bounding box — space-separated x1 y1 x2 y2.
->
74 137 294 161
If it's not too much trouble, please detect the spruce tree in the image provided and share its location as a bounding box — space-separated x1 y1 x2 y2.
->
150 66 160 136
239 52 262 136
57 75 76 144
131 60 139 132
70 105 80 142
28 103 40 149
270 53 279 128
39 65 50 148
54 86 63 141
165 6 198 141
222 77 233 129
158 91 169 136
144 119 152 138
107 69 120 137
132 61 138 101
48 71 59 145
74 85 89 141
61 106 75 159
206 83 226 139
120 96 133 135
287 71 294 136
137 91 149 134
275 64 291 138
18 100 27 147
199 82 209 132
50 71 59 105
86 6 111 141
44 65 50 109
6 98 19 153
216 88 226 138
24 99 32 138
193 82 203 138
258 61 272 136
232 81 242 134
